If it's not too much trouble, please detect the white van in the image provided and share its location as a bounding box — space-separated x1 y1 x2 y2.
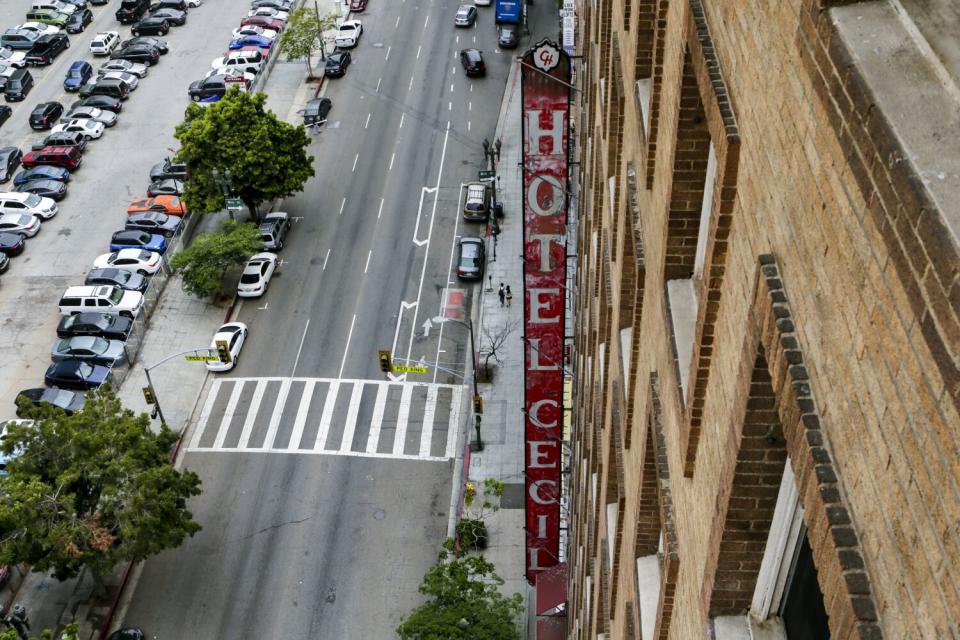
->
58 285 143 318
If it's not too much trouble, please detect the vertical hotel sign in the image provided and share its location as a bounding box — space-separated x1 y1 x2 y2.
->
521 39 570 584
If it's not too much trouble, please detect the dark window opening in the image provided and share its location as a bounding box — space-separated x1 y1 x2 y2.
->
781 534 830 640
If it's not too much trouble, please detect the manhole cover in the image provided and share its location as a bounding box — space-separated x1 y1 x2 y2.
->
373 508 386 520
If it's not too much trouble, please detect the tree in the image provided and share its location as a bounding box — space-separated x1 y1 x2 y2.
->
169 219 262 298
275 6 337 77
0 389 202 588
397 540 523 640
175 89 314 219
480 320 520 378
0 622 79 640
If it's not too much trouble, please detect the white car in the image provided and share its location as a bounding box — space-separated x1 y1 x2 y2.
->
0 47 27 69
99 71 139 90
335 20 362 48
231 25 277 40
204 67 255 86
52 119 105 140
0 213 40 238
99 59 148 78
16 23 62 36
89 31 120 56
93 249 162 275
63 106 117 127
187 0 202 6
206 322 248 372
237 252 277 297
0 192 57 220
247 7 288 20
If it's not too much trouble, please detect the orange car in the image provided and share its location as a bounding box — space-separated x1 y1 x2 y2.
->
127 196 186 217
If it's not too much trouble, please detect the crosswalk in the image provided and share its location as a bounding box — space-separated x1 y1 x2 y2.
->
187 377 465 462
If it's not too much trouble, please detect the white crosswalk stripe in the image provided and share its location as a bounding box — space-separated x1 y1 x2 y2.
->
187 377 465 462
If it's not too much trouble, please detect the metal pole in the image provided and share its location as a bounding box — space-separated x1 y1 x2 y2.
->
144 366 166 425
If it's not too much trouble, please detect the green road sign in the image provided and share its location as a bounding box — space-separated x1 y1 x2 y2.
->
225 197 244 210
478 170 495 180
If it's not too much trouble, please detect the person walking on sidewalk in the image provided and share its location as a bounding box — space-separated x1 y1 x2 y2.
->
505 286 513 307
498 283 505 306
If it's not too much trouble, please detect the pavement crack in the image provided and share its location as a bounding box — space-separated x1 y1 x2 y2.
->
236 515 314 542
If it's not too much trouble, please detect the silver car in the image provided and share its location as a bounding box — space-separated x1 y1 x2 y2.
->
454 4 477 26
98 58 148 78
0 213 40 237
63 105 118 127
51 336 127 366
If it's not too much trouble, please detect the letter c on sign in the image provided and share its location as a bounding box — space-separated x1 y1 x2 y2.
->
529 479 558 505
527 174 565 217
530 399 558 430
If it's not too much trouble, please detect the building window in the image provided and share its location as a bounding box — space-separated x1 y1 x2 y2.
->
693 141 718 280
635 79 651 138
665 279 697 399
635 533 662 640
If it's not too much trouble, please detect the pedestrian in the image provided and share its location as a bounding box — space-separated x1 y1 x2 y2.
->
505 286 513 307
498 283 505 306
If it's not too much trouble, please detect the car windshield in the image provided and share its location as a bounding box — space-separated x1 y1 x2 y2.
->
466 202 483 211
78 362 93 376
240 272 260 284
108 288 123 304
136 250 151 260
51 390 73 405
90 337 108 352
22 194 40 207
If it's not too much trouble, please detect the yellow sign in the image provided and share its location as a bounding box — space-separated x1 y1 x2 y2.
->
185 354 220 362
393 365 429 374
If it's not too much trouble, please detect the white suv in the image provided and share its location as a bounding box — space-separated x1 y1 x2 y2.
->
335 20 362 48
89 31 120 56
0 192 57 220
0 47 27 69
210 50 263 75
58 285 143 318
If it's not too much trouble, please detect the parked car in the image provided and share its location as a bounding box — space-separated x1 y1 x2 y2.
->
454 4 477 26
18 20 64 35
51 336 127 366
210 50 263 75
125 211 180 236
26 33 70 66
237 252 277 297
56 311 132 340
228 35 272 51
58 284 144 318
89 31 120 56
148 158 185 181
16 388 85 416
239 16 284 32
65 8 93 33
0 30 40 51
85 266 147 291
4 68 34 101
350 0 367 11
21 145 82 171
121 36 168 54
14 165 69 185
98 58 148 77
205 322 248 372
462 182 490 221
324 51 349 78
149 8 186 25
149 0 186 10
0 105 10 127
110 42 158 65
0 191 57 219
0 232 26 255
247 6 288 21
131 16 169 36
0 48 27 68
79 77 130 100
258 211 290 250
71 95 122 112
52 118 104 139
204 67 254 87
116 0 150 24
0 147 22 182
63 105 117 127
188 74 227 101
231 25 277 40
44 360 112 390
146 178 182 196
0 213 40 237
33 1 76 15
456 236 485 279
109 229 167 253
460 48 485 77
16 179 67 201
0 68 17 94
0 251 8 273
63 60 92 91
99 70 139 90
29 102 63 129
127 195 185 216
334 20 362 48
92 248 162 275
301 97 331 126
250 0 292 10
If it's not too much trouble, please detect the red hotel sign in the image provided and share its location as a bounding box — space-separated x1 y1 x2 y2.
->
521 39 570 584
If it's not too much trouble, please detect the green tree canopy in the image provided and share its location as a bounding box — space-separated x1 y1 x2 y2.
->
175 89 314 218
169 219 262 298
397 540 523 640
0 390 201 583
275 7 337 76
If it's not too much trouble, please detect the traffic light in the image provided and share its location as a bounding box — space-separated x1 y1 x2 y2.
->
142 386 156 405
473 394 484 415
378 350 392 373
216 340 231 364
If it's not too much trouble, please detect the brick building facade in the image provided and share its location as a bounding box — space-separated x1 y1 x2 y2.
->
566 0 960 638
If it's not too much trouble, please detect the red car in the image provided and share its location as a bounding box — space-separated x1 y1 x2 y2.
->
22 146 82 171
240 15 285 31
227 45 270 60
350 0 367 10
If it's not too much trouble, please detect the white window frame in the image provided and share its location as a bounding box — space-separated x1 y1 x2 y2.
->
605 502 618 570
636 79 652 137
693 141 718 281
665 278 697 399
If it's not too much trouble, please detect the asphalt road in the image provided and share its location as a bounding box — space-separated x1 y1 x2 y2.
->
118 0 512 636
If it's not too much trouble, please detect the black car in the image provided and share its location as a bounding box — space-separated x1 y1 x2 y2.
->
0 105 11 128
57 312 132 340
90 0 109 4
107 629 145 640
121 36 168 54
460 48 485 77
26 34 70 66
44 360 112 391
72 95 123 113
188 75 226 101
116 0 150 23
149 158 186 181
0 232 25 255
65 8 94 34
0 252 8 273
146 178 182 196
16 388 85 417
0 147 22 182
497 24 518 49
85 267 147 292
131 17 169 36
150 0 186 9
17 178 67 200
324 51 350 78
126 211 181 237
149 8 186 25
110 43 159 66
301 97 331 126
29 102 63 130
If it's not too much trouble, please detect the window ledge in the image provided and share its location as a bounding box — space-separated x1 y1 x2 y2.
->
712 615 786 640
665 279 697 401
636 554 660 640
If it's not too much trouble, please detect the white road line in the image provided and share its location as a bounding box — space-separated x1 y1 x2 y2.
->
470 84 473 92
448 102 452 110
446 387 463 458
339 382 365 453
237 379 267 448
468 101 472 111
262 378 291 449
393 384 413 455
416 45 421 59
364 112 371 128
408 76 414 91
323 248 331 269
292 319 310 376
385 45 391 60
287 379 315 450
351 153 359 172
314 380 339 450
419 385 438 457
467 121 471 131
452 65 456 72
399 112 405 129
389 152 395 171
188 379 222 449
191 447 449 462
364 249 372 273
376 77 381 92
423 14 429 28
450 83 454 92
338 313 357 379
377 197 384 219
366 383 388 453
339 197 346 215
473 35 476 43
455 35 459 44
213 381 245 449
395 15 400 27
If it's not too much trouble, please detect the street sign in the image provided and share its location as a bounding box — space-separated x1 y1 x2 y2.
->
478 170 495 180
185 354 220 362
225 197 243 210
393 364 428 374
